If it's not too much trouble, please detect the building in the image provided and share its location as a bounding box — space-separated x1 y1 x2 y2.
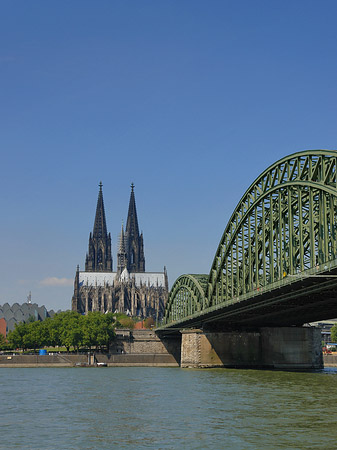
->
72 183 168 319
0 302 56 335
309 319 337 345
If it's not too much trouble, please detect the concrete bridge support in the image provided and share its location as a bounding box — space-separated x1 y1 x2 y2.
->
180 327 323 370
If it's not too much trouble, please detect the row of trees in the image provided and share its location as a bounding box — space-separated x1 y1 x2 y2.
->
1 311 156 352
1 311 133 352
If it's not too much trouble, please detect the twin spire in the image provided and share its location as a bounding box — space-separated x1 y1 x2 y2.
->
85 181 112 272
93 181 108 239
85 182 145 273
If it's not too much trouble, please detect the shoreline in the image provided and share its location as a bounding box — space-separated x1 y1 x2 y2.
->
1 354 336 369
0 352 180 368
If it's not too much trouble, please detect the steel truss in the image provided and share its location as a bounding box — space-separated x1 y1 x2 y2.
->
163 150 337 325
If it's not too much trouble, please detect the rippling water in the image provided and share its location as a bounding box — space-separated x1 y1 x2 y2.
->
1 367 337 449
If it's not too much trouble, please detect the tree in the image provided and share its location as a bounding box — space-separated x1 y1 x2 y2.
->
22 321 44 351
45 315 64 348
7 322 29 350
5 310 116 353
330 324 337 343
81 312 115 351
96 313 115 352
59 311 84 352
114 313 135 329
0 333 9 350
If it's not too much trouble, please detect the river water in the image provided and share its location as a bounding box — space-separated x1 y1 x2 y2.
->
1 367 337 449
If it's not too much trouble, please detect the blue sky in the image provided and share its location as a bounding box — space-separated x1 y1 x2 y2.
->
1 1 337 311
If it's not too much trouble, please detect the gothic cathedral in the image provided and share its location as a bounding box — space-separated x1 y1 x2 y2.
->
72 183 168 319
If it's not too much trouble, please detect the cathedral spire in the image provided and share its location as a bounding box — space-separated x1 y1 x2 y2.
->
117 222 127 273
93 181 108 239
126 182 140 239
85 182 113 272
125 183 145 272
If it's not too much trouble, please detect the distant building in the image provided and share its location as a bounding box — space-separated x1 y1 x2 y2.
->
72 183 168 319
0 318 6 339
0 302 56 335
309 319 337 344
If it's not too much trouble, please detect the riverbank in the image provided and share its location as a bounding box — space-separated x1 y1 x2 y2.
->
1 353 335 368
323 354 337 367
0 353 179 367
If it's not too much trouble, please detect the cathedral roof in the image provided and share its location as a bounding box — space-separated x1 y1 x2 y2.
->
78 271 166 288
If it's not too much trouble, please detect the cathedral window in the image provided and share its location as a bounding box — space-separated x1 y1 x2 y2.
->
98 248 103 264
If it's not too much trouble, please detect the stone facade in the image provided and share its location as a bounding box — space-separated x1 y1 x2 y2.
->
72 183 168 319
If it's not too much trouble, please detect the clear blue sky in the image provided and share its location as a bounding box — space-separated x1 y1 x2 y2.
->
1 1 337 311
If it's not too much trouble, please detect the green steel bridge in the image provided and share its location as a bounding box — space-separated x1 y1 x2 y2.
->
159 150 337 333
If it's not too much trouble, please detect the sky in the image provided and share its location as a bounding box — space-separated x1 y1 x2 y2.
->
1 1 337 311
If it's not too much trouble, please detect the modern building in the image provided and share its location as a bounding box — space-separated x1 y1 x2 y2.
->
0 302 56 335
72 183 168 319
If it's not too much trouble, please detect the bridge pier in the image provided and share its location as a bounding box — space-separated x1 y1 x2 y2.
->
180 327 323 370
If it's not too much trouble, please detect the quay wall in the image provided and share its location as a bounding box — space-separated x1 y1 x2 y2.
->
323 354 337 367
0 353 178 367
0 329 180 367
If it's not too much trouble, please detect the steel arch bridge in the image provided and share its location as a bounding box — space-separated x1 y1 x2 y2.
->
160 150 337 332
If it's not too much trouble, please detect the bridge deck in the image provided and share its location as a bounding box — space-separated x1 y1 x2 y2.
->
157 268 337 334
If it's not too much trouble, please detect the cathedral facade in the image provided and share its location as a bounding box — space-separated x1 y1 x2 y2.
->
72 183 168 319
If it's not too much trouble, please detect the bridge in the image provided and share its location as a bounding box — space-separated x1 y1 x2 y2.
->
157 151 337 369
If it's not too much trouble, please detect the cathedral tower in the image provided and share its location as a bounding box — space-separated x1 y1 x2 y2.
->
85 182 113 272
125 183 145 272
72 183 168 318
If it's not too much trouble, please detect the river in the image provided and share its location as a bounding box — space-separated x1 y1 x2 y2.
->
1 367 337 449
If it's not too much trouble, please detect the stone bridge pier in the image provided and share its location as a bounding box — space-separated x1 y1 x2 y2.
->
180 327 323 370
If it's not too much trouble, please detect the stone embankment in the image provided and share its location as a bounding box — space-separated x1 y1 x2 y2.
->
0 329 181 368
323 354 337 367
0 353 179 368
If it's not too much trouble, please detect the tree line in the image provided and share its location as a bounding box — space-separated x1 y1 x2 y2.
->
0 311 145 352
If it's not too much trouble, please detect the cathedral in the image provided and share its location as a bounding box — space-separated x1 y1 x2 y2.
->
72 183 168 319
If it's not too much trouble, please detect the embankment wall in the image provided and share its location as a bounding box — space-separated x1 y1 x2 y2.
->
0 329 181 367
323 354 337 367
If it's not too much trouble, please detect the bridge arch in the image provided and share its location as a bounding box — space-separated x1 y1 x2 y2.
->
163 150 337 326
164 274 208 323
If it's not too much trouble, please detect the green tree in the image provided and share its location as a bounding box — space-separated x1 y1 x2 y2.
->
330 324 337 343
0 333 9 350
114 313 135 329
45 314 65 348
7 322 29 350
81 312 115 351
81 312 99 349
5 310 117 353
96 313 115 352
22 321 49 351
59 311 84 351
